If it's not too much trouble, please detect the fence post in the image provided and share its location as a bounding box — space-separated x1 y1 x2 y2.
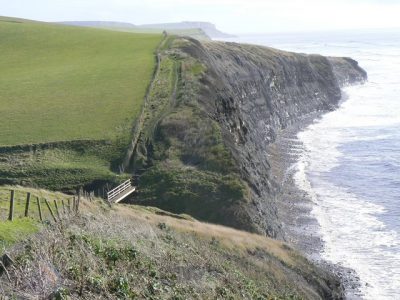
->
77 190 81 213
54 200 61 219
72 197 76 213
68 198 72 213
24 192 31 217
36 197 43 221
44 199 57 222
61 199 66 215
8 190 15 221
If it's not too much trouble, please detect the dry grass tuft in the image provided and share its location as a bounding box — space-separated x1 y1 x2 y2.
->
0 197 340 299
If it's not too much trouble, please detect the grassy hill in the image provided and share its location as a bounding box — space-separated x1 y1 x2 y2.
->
60 21 211 40
0 17 162 190
0 17 161 146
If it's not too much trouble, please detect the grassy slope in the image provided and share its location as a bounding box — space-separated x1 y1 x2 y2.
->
0 17 161 190
0 17 161 146
0 186 339 299
0 219 39 253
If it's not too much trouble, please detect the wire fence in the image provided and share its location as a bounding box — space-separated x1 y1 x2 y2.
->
0 189 85 223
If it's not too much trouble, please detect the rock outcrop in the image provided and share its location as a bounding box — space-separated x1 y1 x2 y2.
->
133 37 367 239
181 39 366 237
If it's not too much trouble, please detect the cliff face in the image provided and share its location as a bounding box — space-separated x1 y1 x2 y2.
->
178 39 366 237
133 37 366 239
125 37 367 298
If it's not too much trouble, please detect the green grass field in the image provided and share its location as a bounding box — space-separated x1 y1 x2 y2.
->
0 17 162 190
0 17 161 146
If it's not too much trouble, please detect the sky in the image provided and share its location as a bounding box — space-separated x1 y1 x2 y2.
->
1 0 400 34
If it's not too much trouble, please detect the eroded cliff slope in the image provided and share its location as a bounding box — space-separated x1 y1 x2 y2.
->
131 37 366 238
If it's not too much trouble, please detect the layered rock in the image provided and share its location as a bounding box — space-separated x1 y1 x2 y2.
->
133 37 367 238
179 39 366 237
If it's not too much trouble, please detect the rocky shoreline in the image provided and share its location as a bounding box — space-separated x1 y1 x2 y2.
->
268 112 364 299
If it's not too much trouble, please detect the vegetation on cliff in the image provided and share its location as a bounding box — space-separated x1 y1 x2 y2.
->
130 37 256 232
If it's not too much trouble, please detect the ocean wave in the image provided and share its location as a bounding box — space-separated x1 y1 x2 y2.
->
294 80 400 298
236 29 400 299
294 148 400 299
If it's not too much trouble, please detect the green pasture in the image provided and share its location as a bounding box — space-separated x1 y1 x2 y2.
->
0 17 162 146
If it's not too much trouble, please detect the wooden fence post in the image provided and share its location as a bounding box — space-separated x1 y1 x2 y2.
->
44 199 57 222
24 192 31 217
54 200 61 219
77 190 81 213
36 197 43 221
8 190 15 221
68 198 72 213
61 199 66 215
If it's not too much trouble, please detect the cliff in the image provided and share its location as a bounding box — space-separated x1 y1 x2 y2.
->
181 40 367 237
131 36 366 240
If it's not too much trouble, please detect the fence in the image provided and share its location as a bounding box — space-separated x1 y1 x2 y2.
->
0 189 82 223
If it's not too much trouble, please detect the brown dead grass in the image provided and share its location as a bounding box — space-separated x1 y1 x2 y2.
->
0 187 340 299
116 204 296 266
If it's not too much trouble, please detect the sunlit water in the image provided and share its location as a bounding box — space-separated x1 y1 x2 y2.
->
221 30 400 299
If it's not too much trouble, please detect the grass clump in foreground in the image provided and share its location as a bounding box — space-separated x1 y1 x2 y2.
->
0 200 341 299
0 219 39 254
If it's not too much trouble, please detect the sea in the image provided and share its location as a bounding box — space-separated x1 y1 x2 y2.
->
220 29 400 299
